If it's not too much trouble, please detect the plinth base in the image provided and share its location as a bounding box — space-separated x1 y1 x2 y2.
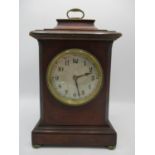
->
32 121 117 148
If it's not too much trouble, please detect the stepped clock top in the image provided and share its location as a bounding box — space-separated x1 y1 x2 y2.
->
30 8 121 40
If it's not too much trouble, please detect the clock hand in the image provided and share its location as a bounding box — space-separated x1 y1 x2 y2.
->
73 75 80 97
73 71 92 97
76 72 92 79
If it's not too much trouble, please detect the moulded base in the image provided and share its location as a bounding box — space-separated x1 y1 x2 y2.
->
32 121 117 148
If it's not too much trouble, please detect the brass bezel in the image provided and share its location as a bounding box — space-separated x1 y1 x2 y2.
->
46 48 103 106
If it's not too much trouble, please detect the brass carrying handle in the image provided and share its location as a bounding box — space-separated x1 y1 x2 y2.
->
67 8 85 19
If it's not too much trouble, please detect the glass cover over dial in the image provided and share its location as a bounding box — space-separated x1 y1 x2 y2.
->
47 49 103 106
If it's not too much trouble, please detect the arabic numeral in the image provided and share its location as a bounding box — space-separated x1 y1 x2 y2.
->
73 93 77 97
53 76 59 81
91 75 95 81
58 66 64 72
73 58 78 64
65 60 69 66
89 66 93 72
81 90 85 95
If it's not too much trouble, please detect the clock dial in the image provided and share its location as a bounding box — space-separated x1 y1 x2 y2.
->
47 49 103 106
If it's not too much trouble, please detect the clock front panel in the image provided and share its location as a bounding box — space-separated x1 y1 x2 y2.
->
39 40 112 126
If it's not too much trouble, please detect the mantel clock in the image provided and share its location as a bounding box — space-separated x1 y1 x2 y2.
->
30 8 122 149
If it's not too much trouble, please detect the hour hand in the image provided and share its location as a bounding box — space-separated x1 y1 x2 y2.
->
76 72 92 79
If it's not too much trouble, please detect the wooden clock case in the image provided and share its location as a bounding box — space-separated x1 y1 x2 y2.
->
30 16 121 148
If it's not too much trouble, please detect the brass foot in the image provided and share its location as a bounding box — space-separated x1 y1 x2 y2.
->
107 145 116 150
32 144 41 148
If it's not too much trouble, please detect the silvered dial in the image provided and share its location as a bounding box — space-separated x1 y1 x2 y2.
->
47 49 103 106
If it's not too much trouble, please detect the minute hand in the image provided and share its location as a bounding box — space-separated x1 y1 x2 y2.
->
74 78 80 97
76 72 92 79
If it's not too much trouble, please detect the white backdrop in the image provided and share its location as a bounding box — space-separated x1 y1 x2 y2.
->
19 0 134 155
